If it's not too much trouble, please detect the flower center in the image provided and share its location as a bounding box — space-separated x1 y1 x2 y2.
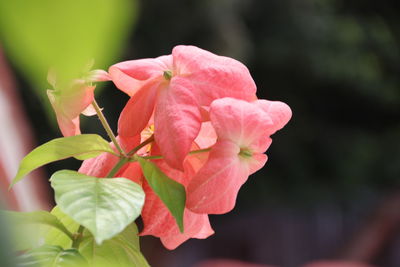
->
163 70 172 80
239 148 253 158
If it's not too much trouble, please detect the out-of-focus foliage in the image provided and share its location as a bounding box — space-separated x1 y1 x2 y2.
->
0 206 17 267
0 0 136 113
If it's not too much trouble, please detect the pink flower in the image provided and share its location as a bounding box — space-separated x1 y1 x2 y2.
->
109 45 257 170
47 69 110 136
78 131 214 250
139 159 214 250
186 98 291 214
78 135 140 180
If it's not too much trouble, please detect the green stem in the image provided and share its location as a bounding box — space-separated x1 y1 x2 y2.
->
107 157 129 178
71 225 85 249
189 148 211 155
127 135 154 156
140 147 211 160
92 100 126 157
140 155 162 160
105 135 155 178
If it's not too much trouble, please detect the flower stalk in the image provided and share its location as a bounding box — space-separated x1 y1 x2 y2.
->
92 99 126 157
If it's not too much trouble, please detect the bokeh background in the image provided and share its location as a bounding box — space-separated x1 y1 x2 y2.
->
0 0 399 266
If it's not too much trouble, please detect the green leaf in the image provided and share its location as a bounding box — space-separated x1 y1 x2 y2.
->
79 223 149 267
17 245 88 267
138 158 186 232
45 208 149 267
45 207 81 249
50 170 145 244
2 210 74 251
11 134 115 187
1 210 73 242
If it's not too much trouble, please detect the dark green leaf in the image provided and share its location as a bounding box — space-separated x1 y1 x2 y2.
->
138 158 186 232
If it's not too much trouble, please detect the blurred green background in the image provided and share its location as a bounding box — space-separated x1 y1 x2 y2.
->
1 0 399 266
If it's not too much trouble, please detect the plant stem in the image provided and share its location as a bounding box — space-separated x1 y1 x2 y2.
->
92 100 126 157
107 157 129 178
140 155 163 160
127 135 154 156
105 136 155 178
140 147 211 160
188 148 211 155
71 225 85 249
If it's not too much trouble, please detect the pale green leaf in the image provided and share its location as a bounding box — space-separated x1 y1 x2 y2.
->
45 208 149 267
11 134 115 187
50 170 145 244
17 245 88 267
1 210 73 241
2 210 73 251
45 207 81 249
138 158 186 232
79 223 149 267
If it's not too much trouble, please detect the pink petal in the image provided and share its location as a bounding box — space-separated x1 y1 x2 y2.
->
186 140 250 214
118 162 143 185
255 100 292 135
151 142 208 187
154 76 202 170
185 144 210 177
210 98 273 153
81 103 97 116
140 182 214 250
159 209 214 250
86 69 111 82
140 182 172 237
194 121 217 149
109 55 172 96
172 45 257 106
60 82 96 119
56 116 80 137
47 82 95 137
199 105 210 121
245 153 268 175
118 77 160 138
78 151 117 177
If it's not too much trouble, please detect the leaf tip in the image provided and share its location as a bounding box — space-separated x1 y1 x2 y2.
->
178 222 184 233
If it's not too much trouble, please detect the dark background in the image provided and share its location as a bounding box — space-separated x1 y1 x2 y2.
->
9 0 400 266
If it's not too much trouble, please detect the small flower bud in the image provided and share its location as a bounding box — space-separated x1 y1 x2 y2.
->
163 70 172 80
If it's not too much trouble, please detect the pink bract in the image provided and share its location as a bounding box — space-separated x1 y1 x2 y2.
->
47 69 110 137
186 98 291 214
110 45 257 170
